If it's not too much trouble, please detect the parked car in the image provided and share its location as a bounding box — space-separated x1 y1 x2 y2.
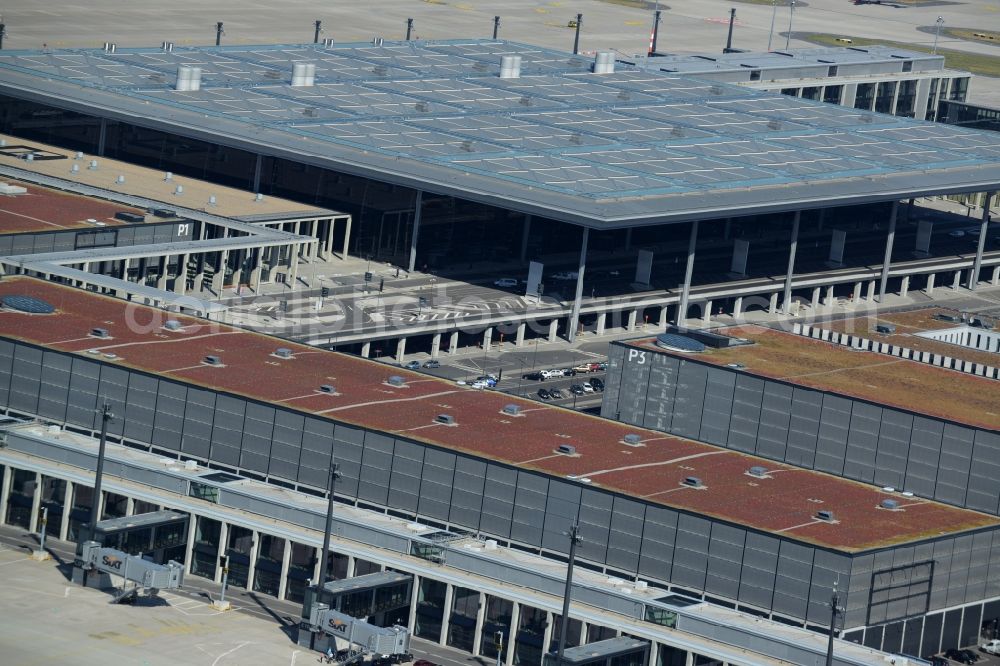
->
423 360 441 369
537 388 551 400
558 368 577 377
926 658 948 666
958 648 982 662
493 278 519 288
982 639 1000 655
551 271 579 280
403 360 421 370
573 364 595 373
540 369 560 379
522 371 543 381
476 375 497 387
948 229 966 238
471 380 488 390
569 384 585 395
582 382 594 393
549 388 565 399
944 648 976 664
590 377 605 391
414 660 439 666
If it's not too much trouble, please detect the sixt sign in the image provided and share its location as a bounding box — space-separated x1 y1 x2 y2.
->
327 616 349 636
101 553 124 571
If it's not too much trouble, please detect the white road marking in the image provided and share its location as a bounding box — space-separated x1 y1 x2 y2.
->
211 641 254 666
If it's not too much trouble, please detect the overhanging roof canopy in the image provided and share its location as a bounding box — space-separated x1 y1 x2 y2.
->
2 40 999 228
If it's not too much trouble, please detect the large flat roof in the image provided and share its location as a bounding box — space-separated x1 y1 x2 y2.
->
0 177 137 235
1 41 999 228
627 324 1000 432
0 276 996 553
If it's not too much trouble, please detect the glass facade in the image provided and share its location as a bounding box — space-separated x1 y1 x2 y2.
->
38 475 66 537
949 77 970 102
6 469 36 528
894 80 917 118
447 586 479 652
225 525 254 589
925 79 941 121
823 86 843 105
801 87 821 101
854 83 875 111
68 484 94 542
414 578 447 641
551 613 583 650
514 604 548 665
253 534 285 597
191 515 221 580
874 82 897 114
657 644 689 666
480 595 514 660
286 542 316 603
102 491 127 520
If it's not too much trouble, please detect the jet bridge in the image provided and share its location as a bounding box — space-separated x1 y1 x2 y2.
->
72 540 184 603
305 603 411 664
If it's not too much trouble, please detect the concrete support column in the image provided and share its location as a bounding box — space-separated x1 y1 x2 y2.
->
953 270 963 290
541 613 555 664
408 191 423 273
483 327 493 353
277 538 292 601
969 191 994 291
702 300 713 325
249 250 263 292
878 201 898 302
733 296 743 319
175 254 189 295
853 281 863 302
125 496 135 517
768 292 778 314
395 337 407 363
194 254 207 293
648 642 660 666
811 287 820 310
782 211 801 314
626 309 638 331
341 217 351 259
900 275 910 298
676 220 699 327
449 331 459 355
361 342 371 358
992 266 1000 286
596 312 607 336
825 284 835 306
245 530 261 593
156 256 169 291
184 511 198 575
658 306 669 331
304 221 316 261
213 250 229 292
866 280 876 302
29 471 42 532
345 555 356 579
59 480 72 541
568 228 590 342
515 323 526 347
439 583 454 646
548 319 558 342
214 522 230 584
520 215 532 263
406 575 421 632
505 602 520 666
0 465 10 526
471 591 487 657
430 333 442 358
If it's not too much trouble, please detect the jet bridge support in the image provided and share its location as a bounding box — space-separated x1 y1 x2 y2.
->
72 540 184 604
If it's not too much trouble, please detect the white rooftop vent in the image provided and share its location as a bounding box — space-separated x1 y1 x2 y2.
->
116 175 125 184
682 476 702 488
88 160 98 170
501 404 521 416
90 327 110 339
274 347 293 359
291 61 316 87
373 36 384 46
435 414 456 426
255 193 264 202
484 539 498 551
208 195 217 206
162 41 174 52
635 580 648 590
499 54 522 79
318 384 336 394
880 499 900 511
203 355 222 366
557 444 577 455
816 510 835 522
593 51 615 74
184 459 198 471
622 433 642 446
164 171 173 181
164 319 182 331
174 185 184 195
747 466 769 478
387 375 406 387
881 486 896 493
70 164 80 174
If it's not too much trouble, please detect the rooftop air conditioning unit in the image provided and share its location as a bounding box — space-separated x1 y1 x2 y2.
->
164 320 182 331
880 499 900 510
203 355 221 366
816 510 835 522
387 375 405 387
622 434 642 446
682 476 702 488
436 414 456 426
557 444 577 455
748 466 768 478
319 384 336 394
90 328 110 339
274 348 293 359
502 404 521 416
875 323 896 335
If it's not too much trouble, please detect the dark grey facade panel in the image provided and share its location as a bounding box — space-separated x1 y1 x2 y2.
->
11 234 32 254
296 416 333 487
269 408 305 481
642 353 680 434
946 535 973 608
813 394 852 476
671 513 711 592
756 382 793 461
929 539 954 609
843 401 881 484
785 386 822 469
846 554 875 628
617 346 652 427
542 479 581 554
577 487 613 564
965 532 992 604
242 402 277 475
599 345 625 420
727 374 764 454
481 463 517 540
704 523 746 601
417 446 456 522
510 470 548 547
357 431 393 505
968 430 1000 515
0 236 11 256
449 455 487 532
771 540 814 619
388 438 424 514
151 378 186 450
669 361 707 439
0 340 13 407
180 387 216 460
638 505 677 581
37 350 71 422
32 233 54 253
988 531 1000 599
806 549 851 625
332 423 365 498
9 343 42 415
211 394 246 467
122 370 158 444
738 532 779 610
936 424 974 507
698 367 735 447
96 365 129 438
606 496 645 572
905 417 944 498
872 410 913 489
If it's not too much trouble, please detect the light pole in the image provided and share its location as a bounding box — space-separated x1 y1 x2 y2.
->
824 584 843 666
86 401 114 543
316 461 342 590
314 20 323 44
933 16 944 55
215 21 224 46
493 16 501 40
767 0 777 51
556 523 582 665
572 14 583 55
784 0 795 51
406 18 414 41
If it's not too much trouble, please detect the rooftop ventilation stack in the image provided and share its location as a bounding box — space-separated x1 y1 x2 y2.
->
319 384 336 394
501 404 521 416
435 414 456 426
816 510 835 522
90 327 110 339
682 476 702 488
203 355 221 366
274 348 293 359
387 375 405 387
593 51 615 74
164 320 182 331
557 444 577 455
499 55 522 79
